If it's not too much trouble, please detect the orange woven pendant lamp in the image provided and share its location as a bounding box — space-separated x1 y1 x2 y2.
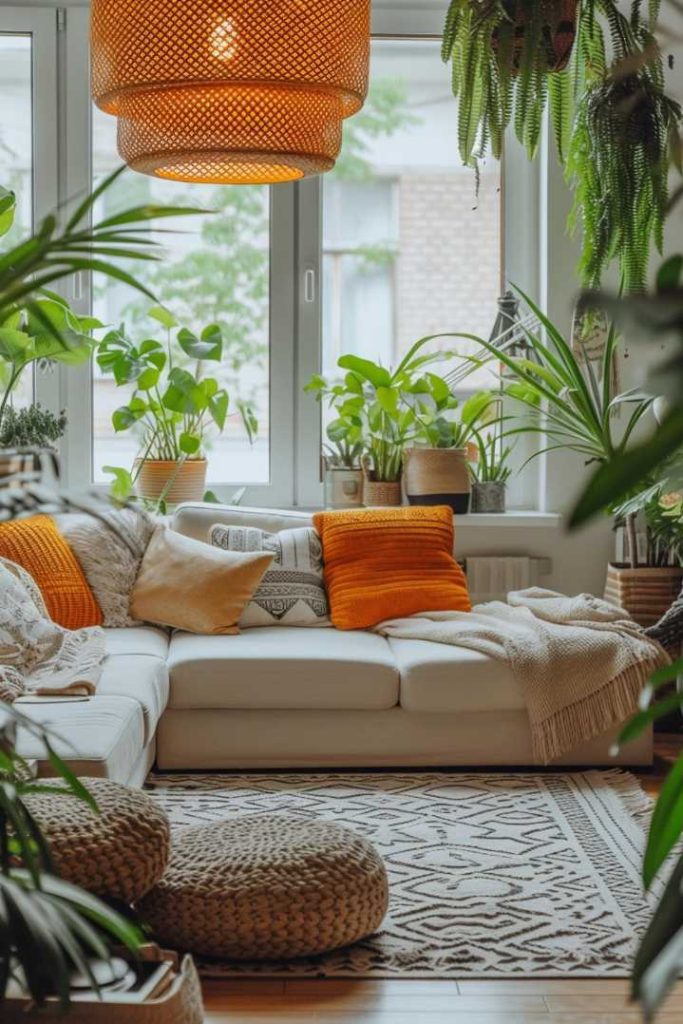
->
90 0 371 185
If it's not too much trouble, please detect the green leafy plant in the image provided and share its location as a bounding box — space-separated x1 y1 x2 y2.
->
471 430 513 483
442 1 681 290
0 404 66 450
570 254 683 527
466 288 655 474
97 307 257 498
0 170 204 424
413 389 496 450
323 418 364 469
568 69 681 292
306 338 457 483
0 708 142 1007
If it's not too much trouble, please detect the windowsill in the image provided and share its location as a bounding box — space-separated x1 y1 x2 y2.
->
294 507 563 529
455 512 562 529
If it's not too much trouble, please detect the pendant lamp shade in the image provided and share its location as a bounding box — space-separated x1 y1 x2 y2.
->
90 0 371 185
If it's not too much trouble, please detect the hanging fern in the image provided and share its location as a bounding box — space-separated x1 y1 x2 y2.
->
568 71 681 291
441 0 682 291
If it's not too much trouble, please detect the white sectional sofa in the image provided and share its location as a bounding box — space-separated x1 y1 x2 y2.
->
16 502 652 782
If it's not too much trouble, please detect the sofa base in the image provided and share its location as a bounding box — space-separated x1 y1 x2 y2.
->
156 708 652 770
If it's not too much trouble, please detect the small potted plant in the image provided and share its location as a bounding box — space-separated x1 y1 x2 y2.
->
306 338 451 508
405 389 496 514
470 431 513 513
606 481 683 627
97 307 257 508
322 416 364 510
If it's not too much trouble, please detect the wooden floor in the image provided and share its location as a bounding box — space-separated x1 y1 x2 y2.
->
202 735 683 1024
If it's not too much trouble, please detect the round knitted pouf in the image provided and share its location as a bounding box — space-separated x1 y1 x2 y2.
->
138 815 389 960
24 778 170 904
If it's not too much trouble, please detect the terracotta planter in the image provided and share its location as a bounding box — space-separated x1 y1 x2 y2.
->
404 447 471 514
604 563 683 628
471 481 506 514
135 458 207 506
493 0 578 74
324 465 363 510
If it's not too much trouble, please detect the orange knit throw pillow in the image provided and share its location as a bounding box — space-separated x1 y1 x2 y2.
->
314 506 471 631
0 515 103 629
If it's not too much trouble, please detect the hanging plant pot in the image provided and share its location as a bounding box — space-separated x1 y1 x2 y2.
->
135 458 208 506
604 564 683 628
493 0 579 75
471 481 507 514
404 448 471 514
324 464 364 510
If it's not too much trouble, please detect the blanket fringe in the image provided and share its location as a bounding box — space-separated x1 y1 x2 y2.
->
534 658 662 766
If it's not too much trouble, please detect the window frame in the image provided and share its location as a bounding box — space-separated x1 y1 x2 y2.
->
0 1 538 510
0 6 59 414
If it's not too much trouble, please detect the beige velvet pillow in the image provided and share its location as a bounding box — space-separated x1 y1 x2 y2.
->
130 526 273 635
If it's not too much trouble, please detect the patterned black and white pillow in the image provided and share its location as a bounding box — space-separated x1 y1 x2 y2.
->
210 524 330 628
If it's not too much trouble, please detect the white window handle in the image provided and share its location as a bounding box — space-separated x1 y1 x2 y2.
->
304 268 316 304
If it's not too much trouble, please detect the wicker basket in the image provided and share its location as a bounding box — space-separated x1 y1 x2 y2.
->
404 447 471 514
3 953 203 1023
135 459 207 506
604 564 683 628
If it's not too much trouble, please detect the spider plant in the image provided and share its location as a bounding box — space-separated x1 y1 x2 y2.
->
466 288 655 478
471 430 513 483
0 707 142 1008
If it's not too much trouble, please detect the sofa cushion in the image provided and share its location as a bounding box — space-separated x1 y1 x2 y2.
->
168 627 399 710
98 654 169 742
14 695 145 784
389 637 524 713
104 626 170 660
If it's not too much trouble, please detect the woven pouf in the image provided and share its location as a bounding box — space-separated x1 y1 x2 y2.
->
138 815 389 960
24 778 170 904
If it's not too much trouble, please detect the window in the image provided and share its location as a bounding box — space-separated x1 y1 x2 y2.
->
91 107 272 489
0 6 517 509
322 39 502 389
0 33 34 409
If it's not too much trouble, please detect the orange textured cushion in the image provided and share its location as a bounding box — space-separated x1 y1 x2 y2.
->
314 506 471 631
0 515 102 629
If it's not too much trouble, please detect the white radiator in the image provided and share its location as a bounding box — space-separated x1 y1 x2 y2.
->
465 556 550 604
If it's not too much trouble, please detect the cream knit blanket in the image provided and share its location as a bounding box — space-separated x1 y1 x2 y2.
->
377 588 670 764
0 559 106 703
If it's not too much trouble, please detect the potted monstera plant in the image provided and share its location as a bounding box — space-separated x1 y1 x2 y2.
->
97 307 257 508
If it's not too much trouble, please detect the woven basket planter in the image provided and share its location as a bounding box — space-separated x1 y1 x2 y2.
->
604 563 683 628
361 460 402 507
3 953 203 1024
135 459 207 506
404 447 471 514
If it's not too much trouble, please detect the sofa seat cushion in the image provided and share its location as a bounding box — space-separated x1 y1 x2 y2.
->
104 626 169 660
14 695 145 784
168 627 399 710
98 654 169 742
389 638 525 713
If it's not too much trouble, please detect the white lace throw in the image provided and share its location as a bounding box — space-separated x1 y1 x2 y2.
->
0 559 106 703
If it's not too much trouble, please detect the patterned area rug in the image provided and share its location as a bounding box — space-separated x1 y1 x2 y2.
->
146 769 657 979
